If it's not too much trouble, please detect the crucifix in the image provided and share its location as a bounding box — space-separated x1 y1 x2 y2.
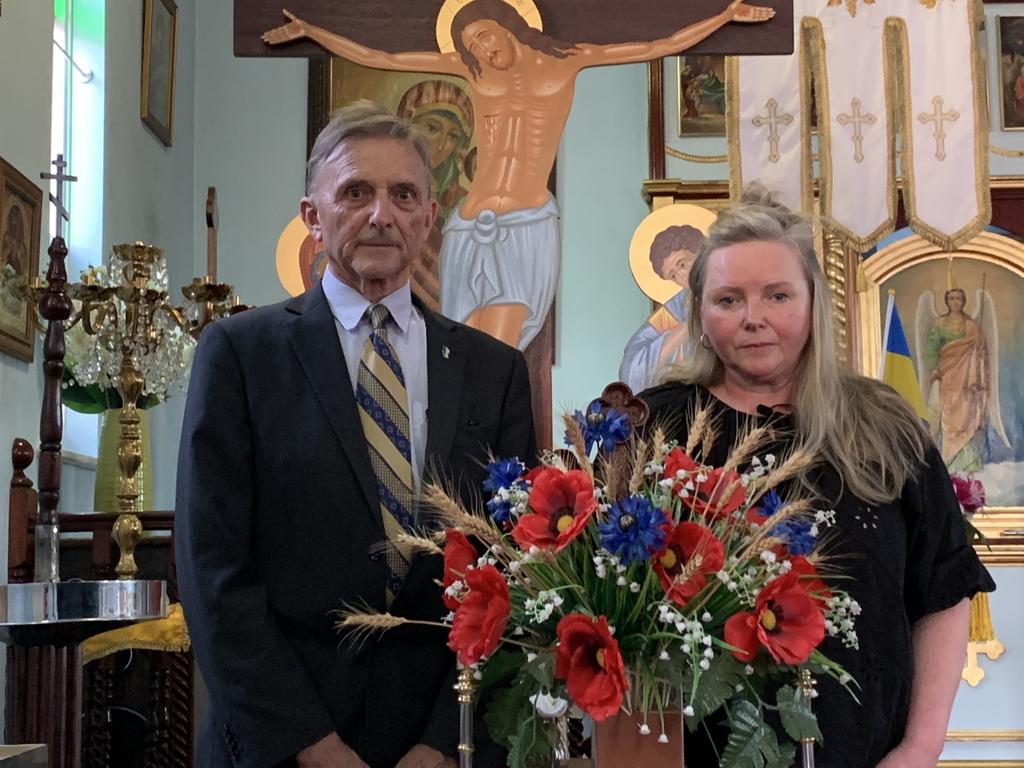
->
751 98 794 164
836 97 877 164
40 153 78 224
916 95 959 162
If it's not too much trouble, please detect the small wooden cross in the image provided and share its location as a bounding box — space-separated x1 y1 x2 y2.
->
916 95 959 162
751 98 794 164
40 154 78 223
836 97 877 164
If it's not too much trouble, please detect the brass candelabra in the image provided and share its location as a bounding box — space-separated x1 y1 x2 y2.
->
20 241 242 580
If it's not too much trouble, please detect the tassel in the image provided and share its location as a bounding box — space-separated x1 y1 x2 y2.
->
968 592 994 643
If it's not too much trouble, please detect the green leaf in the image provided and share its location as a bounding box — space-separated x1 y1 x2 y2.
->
720 700 769 768
683 654 746 732
776 684 822 744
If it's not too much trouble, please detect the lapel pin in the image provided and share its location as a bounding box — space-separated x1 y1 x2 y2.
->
442 345 450 359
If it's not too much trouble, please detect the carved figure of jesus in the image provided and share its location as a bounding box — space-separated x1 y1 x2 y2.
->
264 0 773 348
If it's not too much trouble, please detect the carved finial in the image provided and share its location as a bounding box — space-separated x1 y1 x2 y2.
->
40 154 78 223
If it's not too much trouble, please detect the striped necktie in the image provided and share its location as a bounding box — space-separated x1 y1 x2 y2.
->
356 303 415 605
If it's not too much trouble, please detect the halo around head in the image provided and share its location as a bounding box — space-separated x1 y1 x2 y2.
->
436 0 543 54
629 204 717 305
276 214 317 297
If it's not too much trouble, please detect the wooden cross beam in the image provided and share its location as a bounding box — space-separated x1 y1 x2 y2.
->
234 0 793 57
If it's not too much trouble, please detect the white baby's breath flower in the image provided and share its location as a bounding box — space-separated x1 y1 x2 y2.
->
638 723 651 735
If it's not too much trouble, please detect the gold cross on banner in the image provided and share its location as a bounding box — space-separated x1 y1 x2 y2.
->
836 98 877 164
916 95 959 161
751 98 794 164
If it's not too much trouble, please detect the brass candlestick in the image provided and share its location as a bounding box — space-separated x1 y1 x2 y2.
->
20 241 243 579
455 665 477 768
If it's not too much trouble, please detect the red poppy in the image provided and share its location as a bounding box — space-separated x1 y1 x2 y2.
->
724 570 825 664
447 564 510 665
652 522 725 606
687 467 746 520
554 613 628 721
787 556 831 599
511 468 597 551
441 529 477 611
662 447 699 488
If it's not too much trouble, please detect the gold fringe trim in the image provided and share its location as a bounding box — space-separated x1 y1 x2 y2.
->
968 591 995 643
664 146 727 164
81 602 191 666
991 144 1024 158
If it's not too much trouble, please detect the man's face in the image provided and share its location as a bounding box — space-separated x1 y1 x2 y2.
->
413 112 468 170
300 137 437 297
460 19 517 70
657 248 694 289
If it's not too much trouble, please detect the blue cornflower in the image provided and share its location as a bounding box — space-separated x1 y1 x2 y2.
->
598 496 669 565
487 495 515 525
567 403 632 455
769 517 816 556
483 457 525 493
752 489 784 520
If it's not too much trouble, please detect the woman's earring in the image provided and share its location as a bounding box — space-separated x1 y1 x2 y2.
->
699 332 712 349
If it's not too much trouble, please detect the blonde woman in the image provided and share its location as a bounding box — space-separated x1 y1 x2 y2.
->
641 186 994 768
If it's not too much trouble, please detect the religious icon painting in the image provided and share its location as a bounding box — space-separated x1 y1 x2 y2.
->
618 203 716 394
0 157 43 363
677 54 727 136
141 0 178 146
996 16 1024 131
283 59 478 312
855 229 1024 511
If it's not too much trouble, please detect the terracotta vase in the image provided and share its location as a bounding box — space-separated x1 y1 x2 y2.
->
592 710 685 768
93 407 153 513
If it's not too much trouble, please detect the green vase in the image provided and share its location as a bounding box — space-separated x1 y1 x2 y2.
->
93 407 153 513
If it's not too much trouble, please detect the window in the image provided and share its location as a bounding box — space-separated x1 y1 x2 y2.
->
52 0 105 460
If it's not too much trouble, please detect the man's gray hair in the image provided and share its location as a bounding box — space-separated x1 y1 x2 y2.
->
305 100 432 193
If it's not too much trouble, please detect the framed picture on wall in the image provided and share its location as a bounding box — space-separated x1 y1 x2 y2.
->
996 15 1024 130
141 0 178 146
0 157 42 363
677 54 726 136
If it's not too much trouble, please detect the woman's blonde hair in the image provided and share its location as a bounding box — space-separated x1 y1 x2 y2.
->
660 184 928 503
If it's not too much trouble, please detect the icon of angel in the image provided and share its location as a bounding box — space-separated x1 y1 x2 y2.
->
915 272 1012 471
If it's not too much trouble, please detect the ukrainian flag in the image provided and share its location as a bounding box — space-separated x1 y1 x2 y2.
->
880 291 929 420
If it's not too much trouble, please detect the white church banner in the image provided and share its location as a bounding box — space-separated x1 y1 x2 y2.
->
728 0 989 252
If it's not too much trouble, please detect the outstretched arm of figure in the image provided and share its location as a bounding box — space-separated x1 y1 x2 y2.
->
262 9 466 75
572 0 774 68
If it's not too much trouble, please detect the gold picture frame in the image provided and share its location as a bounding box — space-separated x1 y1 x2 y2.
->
141 0 178 146
996 15 1024 131
0 157 43 363
851 229 1024 563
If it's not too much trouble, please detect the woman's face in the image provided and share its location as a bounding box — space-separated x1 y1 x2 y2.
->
945 290 966 315
413 111 467 170
699 240 812 391
658 248 693 288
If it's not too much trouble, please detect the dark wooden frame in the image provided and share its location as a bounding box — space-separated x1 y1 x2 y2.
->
140 0 178 146
0 156 43 363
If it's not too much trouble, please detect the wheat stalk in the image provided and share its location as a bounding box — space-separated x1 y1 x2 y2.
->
685 405 712 457
627 437 650 495
723 425 774 475
561 413 594 479
421 484 501 546
760 449 817 494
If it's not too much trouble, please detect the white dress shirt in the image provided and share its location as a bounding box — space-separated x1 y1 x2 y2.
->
321 268 428 494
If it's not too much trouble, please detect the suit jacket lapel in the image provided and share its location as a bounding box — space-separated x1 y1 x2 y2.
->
285 285 380 519
421 300 465 478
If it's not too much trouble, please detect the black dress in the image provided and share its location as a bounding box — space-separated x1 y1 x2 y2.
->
640 382 996 768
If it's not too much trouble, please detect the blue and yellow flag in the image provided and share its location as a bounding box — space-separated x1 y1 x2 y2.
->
880 292 929 420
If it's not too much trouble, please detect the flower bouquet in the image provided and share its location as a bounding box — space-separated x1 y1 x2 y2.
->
340 386 858 768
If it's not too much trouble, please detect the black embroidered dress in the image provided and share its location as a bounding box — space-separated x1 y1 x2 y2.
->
640 382 995 768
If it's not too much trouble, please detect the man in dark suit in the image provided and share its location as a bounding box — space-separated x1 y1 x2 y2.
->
176 101 536 768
